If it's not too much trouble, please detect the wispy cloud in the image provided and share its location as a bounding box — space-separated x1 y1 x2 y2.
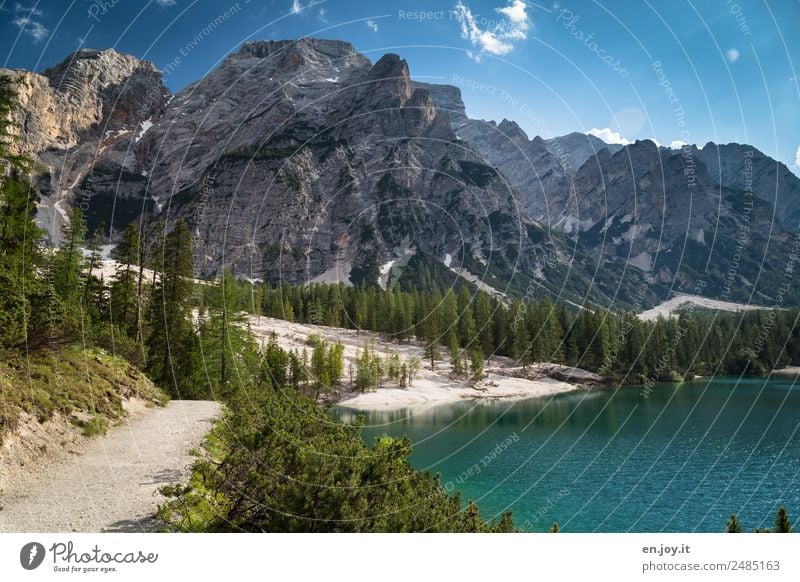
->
14 3 42 17
318 7 327 22
454 0 530 59
725 48 740 63
366 19 378 33
588 127 631 146
290 0 302 14
156 0 177 6
12 4 49 42
795 145 800 167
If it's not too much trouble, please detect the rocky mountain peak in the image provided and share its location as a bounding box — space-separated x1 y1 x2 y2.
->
43 48 158 96
39 47 166 136
10 38 800 307
234 38 367 70
498 119 530 144
411 82 467 127
367 53 412 103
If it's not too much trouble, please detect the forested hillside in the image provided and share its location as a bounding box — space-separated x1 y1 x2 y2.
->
0 73 514 533
240 281 800 384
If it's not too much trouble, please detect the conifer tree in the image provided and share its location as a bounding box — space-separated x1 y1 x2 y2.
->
774 507 792 533
328 342 345 386
111 222 140 335
53 206 87 302
310 338 331 397
424 320 440 371
449 332 463 376
0 89 41 348
200 270 259 397
146 220 199 397
470 346 484 381
406 357 421 387
510 302 529 367
724 513 743 533
474 291 494 358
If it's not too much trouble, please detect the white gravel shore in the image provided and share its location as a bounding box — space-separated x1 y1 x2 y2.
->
249 316 587 411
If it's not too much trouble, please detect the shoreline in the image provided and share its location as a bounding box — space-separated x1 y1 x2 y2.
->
335 372 589 411
249 316 600 412
770 366 800 375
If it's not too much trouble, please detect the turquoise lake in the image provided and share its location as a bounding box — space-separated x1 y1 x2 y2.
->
332 376 800 532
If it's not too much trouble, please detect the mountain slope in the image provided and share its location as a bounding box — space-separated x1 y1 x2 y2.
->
422 82 800 306
7 39 800 307
2 48 167 243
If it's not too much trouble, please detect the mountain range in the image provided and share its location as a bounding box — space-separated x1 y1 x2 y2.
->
4 37 800 308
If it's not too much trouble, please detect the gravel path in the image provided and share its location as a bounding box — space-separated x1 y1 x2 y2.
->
0 400 220 533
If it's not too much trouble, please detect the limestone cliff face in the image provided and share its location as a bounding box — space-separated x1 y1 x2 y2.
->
422 84 800 303
2 48 167 243
9 40 800 306
132 39 561 295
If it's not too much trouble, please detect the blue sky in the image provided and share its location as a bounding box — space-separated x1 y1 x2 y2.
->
2 0 799 170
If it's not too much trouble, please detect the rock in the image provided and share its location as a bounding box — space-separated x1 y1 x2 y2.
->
7 38 800 307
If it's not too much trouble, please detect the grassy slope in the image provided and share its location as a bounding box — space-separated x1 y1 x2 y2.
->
0 346 167 442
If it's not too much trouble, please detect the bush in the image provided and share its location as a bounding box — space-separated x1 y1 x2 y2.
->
158 386 514 532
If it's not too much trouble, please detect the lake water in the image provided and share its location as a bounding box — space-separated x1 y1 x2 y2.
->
332 376 800 532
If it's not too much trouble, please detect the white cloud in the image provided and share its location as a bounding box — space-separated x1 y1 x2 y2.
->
13 3 43 17
290 0 302 14
795 145 800 167
11 3 48 42
155 0 177 6
497 0 527 24
466 50 483 63
726 48 740 63
12 16 48 42
670 140 688 150
454 0 530 59
366 19 379 33
318 8 327 22
588 127 631 146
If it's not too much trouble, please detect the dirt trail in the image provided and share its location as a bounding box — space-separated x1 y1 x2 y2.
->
0 400 220 533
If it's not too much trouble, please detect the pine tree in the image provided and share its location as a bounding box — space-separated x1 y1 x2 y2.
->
355 340 381 392
774 507 792 533
146 220 199 397
53 206 87 302
459 304 477 347
289 349 307 388
111 223 140 335
200 270 257 397
0 114 41 348
328 342 345 386
310 339 331 397
83 223 106 322
510 301 529 367
724 513 743 533
474 291 494 359
465 500 481 533
469 346 484 381
263 331 289 387
406 357 420 387
441 289 459 340
449 332 463 376
423 303 441 371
